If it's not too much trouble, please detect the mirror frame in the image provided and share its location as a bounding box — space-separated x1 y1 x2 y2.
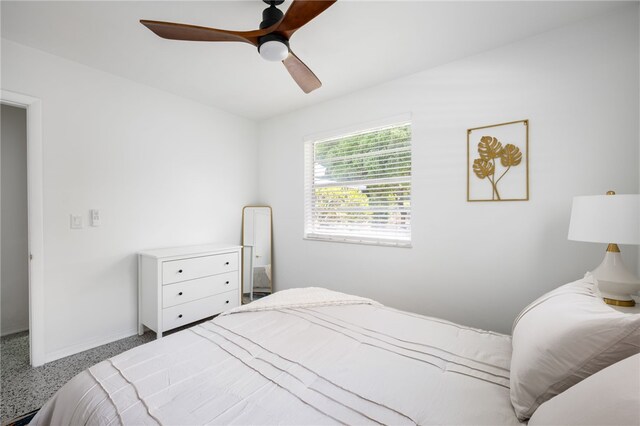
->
241 205 273 303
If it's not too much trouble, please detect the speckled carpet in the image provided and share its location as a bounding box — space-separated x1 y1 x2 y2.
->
0 330 155 424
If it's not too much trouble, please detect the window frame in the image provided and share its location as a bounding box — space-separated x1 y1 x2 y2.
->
303 116 413 248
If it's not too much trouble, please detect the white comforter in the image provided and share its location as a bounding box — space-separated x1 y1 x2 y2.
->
32 288 521 425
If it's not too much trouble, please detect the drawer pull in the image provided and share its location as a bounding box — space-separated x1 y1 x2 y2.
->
225 262 230 265
178 314 183 318
178 292 183 296
225 281 230 285
178 269 183 273
225 300 229 304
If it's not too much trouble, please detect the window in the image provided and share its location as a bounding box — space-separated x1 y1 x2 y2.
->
304 120 412 247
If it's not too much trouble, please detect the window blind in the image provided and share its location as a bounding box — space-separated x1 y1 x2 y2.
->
304 121 412 247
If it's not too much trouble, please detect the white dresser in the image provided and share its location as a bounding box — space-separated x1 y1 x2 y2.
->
138 244 242 338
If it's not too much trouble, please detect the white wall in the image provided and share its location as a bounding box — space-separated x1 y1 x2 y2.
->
1 39 259 361
257 6 640 334
1 104 29 336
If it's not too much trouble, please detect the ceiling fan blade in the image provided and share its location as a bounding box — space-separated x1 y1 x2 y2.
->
140 20 272 46
283 52 322 93
276 0 337 38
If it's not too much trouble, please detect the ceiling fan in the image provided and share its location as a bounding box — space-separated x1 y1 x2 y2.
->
140 0 337 94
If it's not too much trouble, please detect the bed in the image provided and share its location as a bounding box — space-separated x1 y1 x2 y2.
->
32 288 521 425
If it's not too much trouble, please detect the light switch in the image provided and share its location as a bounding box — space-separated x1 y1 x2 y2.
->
90 209 100 227
70 214 83 229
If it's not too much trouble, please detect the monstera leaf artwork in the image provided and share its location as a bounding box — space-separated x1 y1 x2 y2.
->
472 158 494 179
467 120 529 201
501 143 522 166
478 136 503 161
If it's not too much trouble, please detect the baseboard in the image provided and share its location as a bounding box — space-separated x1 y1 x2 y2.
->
1 326 29 337
44 327 138 364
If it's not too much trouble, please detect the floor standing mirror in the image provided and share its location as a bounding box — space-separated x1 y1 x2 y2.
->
242 206 272 303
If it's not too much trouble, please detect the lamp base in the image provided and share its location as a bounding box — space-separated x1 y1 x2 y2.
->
602 297 635 307
591 248 640 306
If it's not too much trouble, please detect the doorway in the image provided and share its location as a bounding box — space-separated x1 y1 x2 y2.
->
0 90 44 367
1 105 29 349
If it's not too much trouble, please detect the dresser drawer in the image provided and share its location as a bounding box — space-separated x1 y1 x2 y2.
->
162 290 238 330
162 252 238 285
162 272 238 308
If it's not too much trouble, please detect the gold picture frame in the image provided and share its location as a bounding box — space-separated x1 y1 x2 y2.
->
467 119 529 202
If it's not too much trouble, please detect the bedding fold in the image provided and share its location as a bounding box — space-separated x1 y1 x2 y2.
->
222 287 382 315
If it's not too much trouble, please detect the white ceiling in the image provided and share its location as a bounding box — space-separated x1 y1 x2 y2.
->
1 1 626 120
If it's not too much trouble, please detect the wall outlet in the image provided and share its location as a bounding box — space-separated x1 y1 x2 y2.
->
70 214 83 229
90 209 100 227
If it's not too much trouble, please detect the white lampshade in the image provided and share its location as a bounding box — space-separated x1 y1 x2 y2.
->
568 194 640 245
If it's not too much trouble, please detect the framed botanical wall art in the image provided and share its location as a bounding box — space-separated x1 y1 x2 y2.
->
467 119 529 202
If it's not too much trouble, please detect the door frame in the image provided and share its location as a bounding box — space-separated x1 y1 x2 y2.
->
1 90 45 366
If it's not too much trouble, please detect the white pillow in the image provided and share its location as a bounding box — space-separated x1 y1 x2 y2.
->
510 274 640 420
528 354 640 426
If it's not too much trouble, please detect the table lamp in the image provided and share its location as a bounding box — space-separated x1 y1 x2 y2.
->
568 191 640 306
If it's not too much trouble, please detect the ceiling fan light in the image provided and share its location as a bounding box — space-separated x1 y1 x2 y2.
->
259 40 289 62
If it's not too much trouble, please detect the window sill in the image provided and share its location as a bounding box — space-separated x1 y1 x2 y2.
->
303 235 412 248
